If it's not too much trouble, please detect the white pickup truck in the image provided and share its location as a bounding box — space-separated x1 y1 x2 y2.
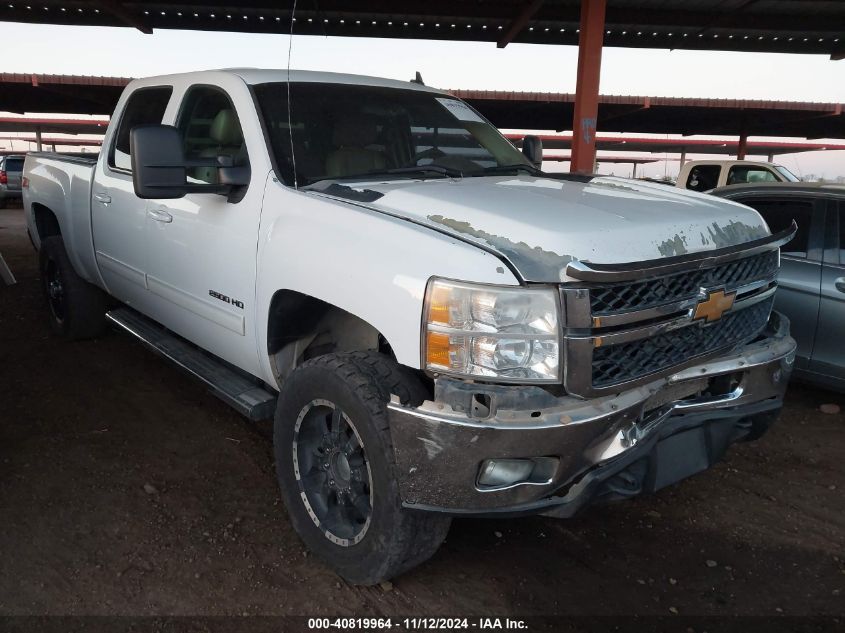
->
23 69 797 585
677 159 800 192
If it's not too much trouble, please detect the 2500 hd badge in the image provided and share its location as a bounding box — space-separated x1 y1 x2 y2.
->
209 289 244 309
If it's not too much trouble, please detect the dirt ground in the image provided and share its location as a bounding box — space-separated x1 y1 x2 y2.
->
1 205 843 622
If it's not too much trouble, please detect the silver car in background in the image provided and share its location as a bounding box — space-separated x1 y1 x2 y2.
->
0 154 25 208
712 183 845 392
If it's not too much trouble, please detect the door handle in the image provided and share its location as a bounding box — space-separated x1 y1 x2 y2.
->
835 277 845 293
93 191 111 204
147 208 173 224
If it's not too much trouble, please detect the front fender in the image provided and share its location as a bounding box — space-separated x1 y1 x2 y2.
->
255 179 519 384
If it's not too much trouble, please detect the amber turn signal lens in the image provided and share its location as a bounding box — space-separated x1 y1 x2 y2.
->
426 331 452 368
427 283 453 326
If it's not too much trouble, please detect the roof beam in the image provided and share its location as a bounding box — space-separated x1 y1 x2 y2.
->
538 6 842 33
94 0 152 34
497 0 545 48
600 98 651 124
687 0 759 38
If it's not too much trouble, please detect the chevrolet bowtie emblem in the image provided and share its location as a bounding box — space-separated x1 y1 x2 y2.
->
693 289 736 323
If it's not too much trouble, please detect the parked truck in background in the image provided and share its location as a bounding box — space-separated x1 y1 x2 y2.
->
677 159 800 192
22 69 797 584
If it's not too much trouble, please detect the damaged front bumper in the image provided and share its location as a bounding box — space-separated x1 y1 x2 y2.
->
387 312 796 517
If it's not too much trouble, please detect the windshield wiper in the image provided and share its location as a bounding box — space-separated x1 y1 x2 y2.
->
305 165 462 187
480 164 543 176
373 165 463 178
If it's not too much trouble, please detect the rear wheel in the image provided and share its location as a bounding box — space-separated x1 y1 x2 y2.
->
39 236 108 339
274 352 450 585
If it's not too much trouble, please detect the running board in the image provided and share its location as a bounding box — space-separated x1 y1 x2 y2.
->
106 307 277 421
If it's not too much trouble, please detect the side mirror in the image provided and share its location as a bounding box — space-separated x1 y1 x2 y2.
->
521 135 543 169
130 125 188 199
131 126 250 200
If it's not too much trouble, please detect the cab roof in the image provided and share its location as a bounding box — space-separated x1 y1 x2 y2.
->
132 68 445 95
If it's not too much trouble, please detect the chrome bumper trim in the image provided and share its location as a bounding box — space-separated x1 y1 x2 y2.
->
387 313 795 513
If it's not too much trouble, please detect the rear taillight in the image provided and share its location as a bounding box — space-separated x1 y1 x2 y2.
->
21 176 29 189
0 170 6 185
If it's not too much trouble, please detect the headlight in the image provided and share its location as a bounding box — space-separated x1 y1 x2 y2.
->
423 278 560 383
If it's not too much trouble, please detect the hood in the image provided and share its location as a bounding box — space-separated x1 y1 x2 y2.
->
315 175 769 283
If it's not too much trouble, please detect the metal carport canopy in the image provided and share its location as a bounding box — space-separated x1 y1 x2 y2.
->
1 1 842 57
502 133 845 156
458 91 845 138
2 1 842 169
4 115 842 158
1 74 843 143
0 116 111 135
0 74 129 115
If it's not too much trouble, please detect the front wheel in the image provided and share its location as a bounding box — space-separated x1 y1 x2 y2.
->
274 352 450 585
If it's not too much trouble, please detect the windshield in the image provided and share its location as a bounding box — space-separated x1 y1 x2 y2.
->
774 165 801 182
253 82 532 186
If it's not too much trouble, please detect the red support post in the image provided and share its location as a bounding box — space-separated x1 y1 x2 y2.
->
570 0 607 173
737 133 748 160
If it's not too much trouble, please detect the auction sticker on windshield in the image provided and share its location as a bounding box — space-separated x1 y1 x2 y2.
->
436 98 485 123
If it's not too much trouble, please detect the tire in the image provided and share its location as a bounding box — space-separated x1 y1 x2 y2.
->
274 352 451 585
39 236 108 340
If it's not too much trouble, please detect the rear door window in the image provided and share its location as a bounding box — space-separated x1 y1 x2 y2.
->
686 164 720 192
4 157 23 171
109 86 173 172
727 165 779 185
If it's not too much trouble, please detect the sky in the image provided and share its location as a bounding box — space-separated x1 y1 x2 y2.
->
1 21 844 178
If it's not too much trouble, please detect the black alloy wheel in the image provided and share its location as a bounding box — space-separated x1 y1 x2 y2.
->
293 399 373 546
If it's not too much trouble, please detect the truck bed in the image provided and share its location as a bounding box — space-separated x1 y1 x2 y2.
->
29 151 99 166
23 151 100 285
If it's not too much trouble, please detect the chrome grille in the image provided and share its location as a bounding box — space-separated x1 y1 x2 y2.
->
590 250 778 316
561 228 793 397
590 296 774 388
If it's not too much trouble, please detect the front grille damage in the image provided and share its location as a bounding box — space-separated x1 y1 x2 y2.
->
563 249 780 394
591 296 774 388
